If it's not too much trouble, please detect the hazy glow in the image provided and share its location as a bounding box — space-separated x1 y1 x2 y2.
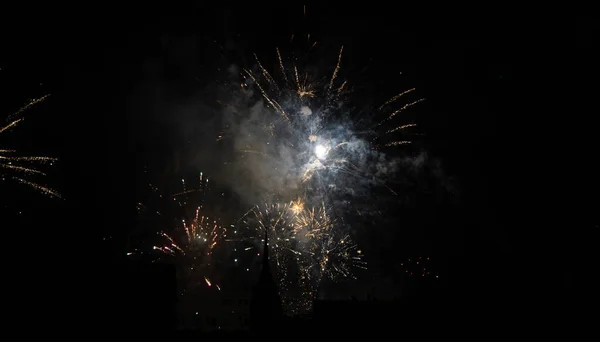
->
315 144 327 160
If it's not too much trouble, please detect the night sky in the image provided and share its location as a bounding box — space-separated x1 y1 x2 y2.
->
2 5 590 333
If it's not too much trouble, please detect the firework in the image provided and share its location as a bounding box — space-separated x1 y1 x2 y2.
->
130 168 231 293
215 32 428 312
300 231 366 294
0 95 60 198
153 205 228 294
241 199 366 314
398 256 439 279
221 42 425 233
132 171 246 329
246 203 296 300
293 202 366 290
231 45 422 194
222 40 423 310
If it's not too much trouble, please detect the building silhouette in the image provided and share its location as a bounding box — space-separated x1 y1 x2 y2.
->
250 231 283 332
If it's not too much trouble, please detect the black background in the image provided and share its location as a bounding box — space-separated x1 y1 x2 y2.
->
1 5 592 333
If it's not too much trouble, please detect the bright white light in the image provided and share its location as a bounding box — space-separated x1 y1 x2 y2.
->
315 144 327 160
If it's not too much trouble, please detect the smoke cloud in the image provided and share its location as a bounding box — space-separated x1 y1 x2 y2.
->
129 36 459 219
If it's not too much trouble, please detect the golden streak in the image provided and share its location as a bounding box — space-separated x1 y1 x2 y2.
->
293 65 315 98
379 88 416 110
385 98 425 121
11 177 61 198
1 94 60 198
0 163 46 175
385 141 412 147
328 46 344 92
254 53 277 86
243 69 289 121
0 155 57 162
337 80 347 94
386 123 417 134
0 119 23 135
275 47 288 82
294 65 301 90
8 94 51 121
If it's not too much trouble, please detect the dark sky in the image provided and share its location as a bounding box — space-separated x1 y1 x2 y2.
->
2 5 590 330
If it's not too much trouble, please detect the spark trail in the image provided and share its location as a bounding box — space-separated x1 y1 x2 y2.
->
153 205 228 294
0 95 60 198
241 199 365 314
216 21 424 313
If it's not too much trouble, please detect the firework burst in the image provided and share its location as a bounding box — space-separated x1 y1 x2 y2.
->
304 232 367 285
0 95 60 198
247 202 296 297
241 199 366 314
153 205 228 293
229 45 423 195
131 168 230 291
292 202 366 290
220 41 423 310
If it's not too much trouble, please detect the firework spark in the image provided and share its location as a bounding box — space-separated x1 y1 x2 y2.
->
242 200 366 314
305 232 367 284
133 171 242 329
0 96 60 198
292 202 366 285
398 256 440 281
153 206 228 293
221 39 423 311
225 44 423 205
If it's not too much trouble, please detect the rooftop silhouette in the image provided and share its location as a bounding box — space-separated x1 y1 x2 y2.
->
250 231 284 332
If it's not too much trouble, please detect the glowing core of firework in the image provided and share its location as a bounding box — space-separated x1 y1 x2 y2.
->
314 144 327 160
290 199 304 215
